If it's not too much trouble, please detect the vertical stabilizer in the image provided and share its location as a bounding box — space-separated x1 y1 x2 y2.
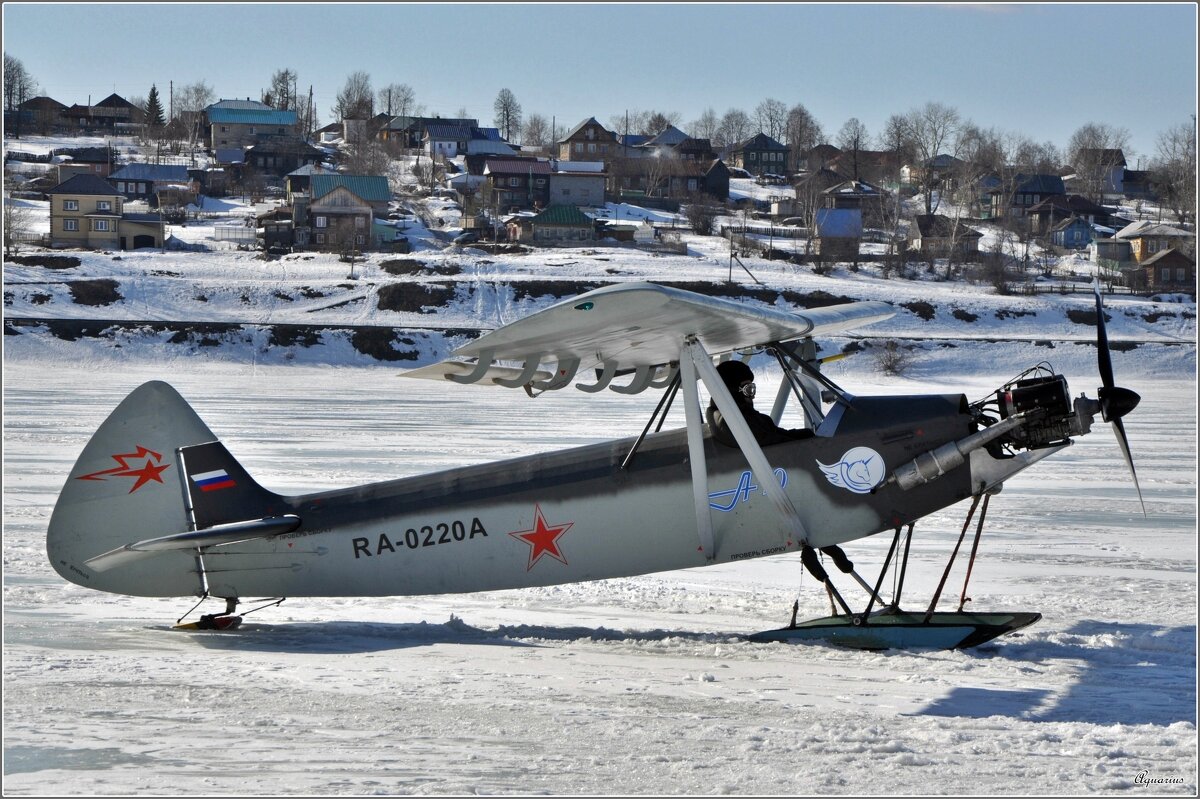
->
46 381 278 597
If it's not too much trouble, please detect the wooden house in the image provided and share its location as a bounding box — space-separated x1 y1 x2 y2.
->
907 214 983 259
726 133 789 177
1121 249 1195 294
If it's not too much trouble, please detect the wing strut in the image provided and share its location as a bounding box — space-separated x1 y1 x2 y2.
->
679 348 716 561
681 338 811 555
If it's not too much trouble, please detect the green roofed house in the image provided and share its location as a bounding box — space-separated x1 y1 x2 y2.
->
297 174 391 253
528 204 595 246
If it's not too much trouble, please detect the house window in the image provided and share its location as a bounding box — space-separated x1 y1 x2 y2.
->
138 183 146 194
1176 267 1187 282
574 143 583 153
749 152 757 161
535 178 545 186
509 177 520 187
355 234 365 245
220 126 228 132
93 219 110 232
1160 267 1170 282
315 216 327 228
588 143 596 153
354 216 365 229
1147 239 1159 254
97 200 111 211
63 199 79 211
64 219 78 231
316 233 325 244
116 182 126 192
687 179 698 191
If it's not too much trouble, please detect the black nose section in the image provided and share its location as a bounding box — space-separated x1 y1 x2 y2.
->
1098 385 1141 422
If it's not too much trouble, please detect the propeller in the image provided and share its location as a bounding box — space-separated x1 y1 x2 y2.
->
1093 282 1146 516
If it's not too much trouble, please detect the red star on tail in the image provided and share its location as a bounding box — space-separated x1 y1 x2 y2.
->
509 504 574 570
77 445 171 493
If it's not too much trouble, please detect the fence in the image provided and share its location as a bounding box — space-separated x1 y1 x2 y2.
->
212 224 257 243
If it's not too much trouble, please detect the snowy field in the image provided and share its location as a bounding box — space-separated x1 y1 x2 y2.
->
3 340 1196 795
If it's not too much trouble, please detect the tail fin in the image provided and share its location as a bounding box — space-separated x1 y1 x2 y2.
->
47 381 288 598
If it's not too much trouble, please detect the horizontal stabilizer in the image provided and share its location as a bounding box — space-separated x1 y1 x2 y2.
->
84 515 301 572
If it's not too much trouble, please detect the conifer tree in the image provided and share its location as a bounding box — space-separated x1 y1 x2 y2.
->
145 84 165 128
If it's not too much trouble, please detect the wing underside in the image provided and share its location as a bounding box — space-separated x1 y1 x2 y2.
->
401 282 894 394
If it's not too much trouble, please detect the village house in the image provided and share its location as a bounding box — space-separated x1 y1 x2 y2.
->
61 93 143 133
1048 216 1095 251
989 174 1066 219
1121 249 1196 294
46 173 164 250
206 99 298 150
1113 221 1196 263
484 159 552 211
726 133 789 178
907 214 983 259
292 174 391 252
557 118 620 164
547 161 606 207
107 163 194 203
1026 194 1114 235
523 205 596 246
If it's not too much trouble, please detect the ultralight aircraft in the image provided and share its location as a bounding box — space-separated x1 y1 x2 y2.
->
46 282 1142 648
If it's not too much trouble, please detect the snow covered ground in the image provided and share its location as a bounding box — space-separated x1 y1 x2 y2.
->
3 132 1197 792
3 329 1196 795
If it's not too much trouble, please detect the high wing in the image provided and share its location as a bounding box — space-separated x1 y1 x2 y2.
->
401 281 894 393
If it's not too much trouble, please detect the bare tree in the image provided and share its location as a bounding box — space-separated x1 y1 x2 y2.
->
784 103 824 171
493 88 522 142
609 109 648 140
521 113 551 147
1067 122 1132 203
715 108 752 148
335 71 374 120
175 80 215 155
267 68 299 110
836 117 870 180
1152 118 1197 226
689 108 720 141
4 52 37 138
645 111 678 137
905 101 962 214
4 197 35 255
754 98 788 142
377 83 416 117
342 138 391 175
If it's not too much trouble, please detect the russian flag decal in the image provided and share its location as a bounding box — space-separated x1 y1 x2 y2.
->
191 468 236 492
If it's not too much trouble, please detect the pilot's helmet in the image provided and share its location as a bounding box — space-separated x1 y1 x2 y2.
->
716 360 755 399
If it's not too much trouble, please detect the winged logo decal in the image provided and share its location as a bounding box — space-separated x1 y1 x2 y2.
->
817 447 885 494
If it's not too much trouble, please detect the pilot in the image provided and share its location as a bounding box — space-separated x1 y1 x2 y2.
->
707 359 814 447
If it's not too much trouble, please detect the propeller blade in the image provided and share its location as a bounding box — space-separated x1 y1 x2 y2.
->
1094 283 1114 390
1111 417 1146 517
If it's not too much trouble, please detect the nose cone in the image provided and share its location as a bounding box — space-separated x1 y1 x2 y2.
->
1099 385 1140 422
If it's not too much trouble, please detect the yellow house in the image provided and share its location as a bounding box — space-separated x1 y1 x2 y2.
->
46 173 163 250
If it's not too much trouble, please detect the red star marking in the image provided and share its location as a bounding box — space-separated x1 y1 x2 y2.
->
509 504 574 571
77 445 171 494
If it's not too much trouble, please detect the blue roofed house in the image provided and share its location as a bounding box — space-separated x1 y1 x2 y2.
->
813 207 862 261
206 99 299 150
1049 216 1094 250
